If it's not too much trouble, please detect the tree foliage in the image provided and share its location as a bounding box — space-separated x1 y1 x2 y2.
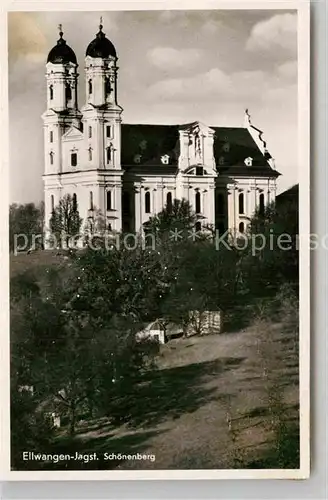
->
49 194 82 248
9 202 44 252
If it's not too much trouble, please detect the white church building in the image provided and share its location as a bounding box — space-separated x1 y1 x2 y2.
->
42 23 280 241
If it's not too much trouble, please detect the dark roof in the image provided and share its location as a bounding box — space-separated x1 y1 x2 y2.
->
276 184 299 199
86 26 116 58
122 124 180 170
212 127 279 177
121 124 280 178
47 33 77 64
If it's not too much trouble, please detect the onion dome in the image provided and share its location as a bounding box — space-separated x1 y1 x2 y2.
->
47 27 77 64
86 21 116 59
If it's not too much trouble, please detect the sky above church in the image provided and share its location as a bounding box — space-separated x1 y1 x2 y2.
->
8 9 298 204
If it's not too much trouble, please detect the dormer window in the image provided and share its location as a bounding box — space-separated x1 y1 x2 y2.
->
161 154 170 165
134 154 142 164
244 157 253 166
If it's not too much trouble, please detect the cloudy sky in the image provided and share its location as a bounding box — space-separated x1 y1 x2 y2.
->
8 9 298 203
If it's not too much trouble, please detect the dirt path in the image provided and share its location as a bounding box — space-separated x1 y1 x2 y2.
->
70 321 299 470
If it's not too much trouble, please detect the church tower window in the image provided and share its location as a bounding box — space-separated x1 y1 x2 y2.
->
238 193 244 214
51 195 54 212
50 131 53 143
239 222 245 234
106 191 112 211
105 78 112 96
145 191 151 214
106 146 112 164
196 166 203 176
89 191 93 210
88 148 92 161
106 125 112 138
65 84 72 101
71 152 77 167
72 193 77 211
88 79 93 95
49 152 54 165
195 221 201 232
88 126 92 138
49 85 53 100
195 191 201 214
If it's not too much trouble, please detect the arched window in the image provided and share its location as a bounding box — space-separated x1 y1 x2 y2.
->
72 193 77 211
239 222 245 234
88 79 93 95
88 148 92 161
217 193 224 215
50 131 53 143
71 153 77 167
106 191 112 211
65 84 72 101
195 191 201 214
166 192 172 213
259 193 265 215
51 195 54 212
88 126 92 138
195 221 201 232
145 191 151 214
108 223 112 231
196 166 203 176
49 152 54 165
122 192 130 216
238 192 244 214
89 191 93 210
49 85 53 100
106 146 112 164
105 78 111 96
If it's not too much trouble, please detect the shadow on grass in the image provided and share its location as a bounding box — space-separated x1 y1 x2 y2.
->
109 356 246 430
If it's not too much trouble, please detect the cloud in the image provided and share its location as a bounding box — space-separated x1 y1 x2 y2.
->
147 46 202 69
8 12 47 64
276 60 297 80
246 13 297 58
148 67 273 103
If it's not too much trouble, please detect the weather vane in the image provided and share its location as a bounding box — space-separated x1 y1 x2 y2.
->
99 16 103 29
58 24 63 37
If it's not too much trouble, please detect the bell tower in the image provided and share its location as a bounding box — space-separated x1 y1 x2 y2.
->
42 26 81 245
81 19 124 232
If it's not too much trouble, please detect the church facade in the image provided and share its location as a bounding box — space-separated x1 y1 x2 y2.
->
42 24 280 242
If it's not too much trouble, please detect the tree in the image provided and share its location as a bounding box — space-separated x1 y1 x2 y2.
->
9 202 44 252
240 199 299 298
49 194 82 248
83 207 107 246
145 198 197 241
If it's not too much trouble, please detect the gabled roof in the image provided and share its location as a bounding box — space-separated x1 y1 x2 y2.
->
121 123 280 178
